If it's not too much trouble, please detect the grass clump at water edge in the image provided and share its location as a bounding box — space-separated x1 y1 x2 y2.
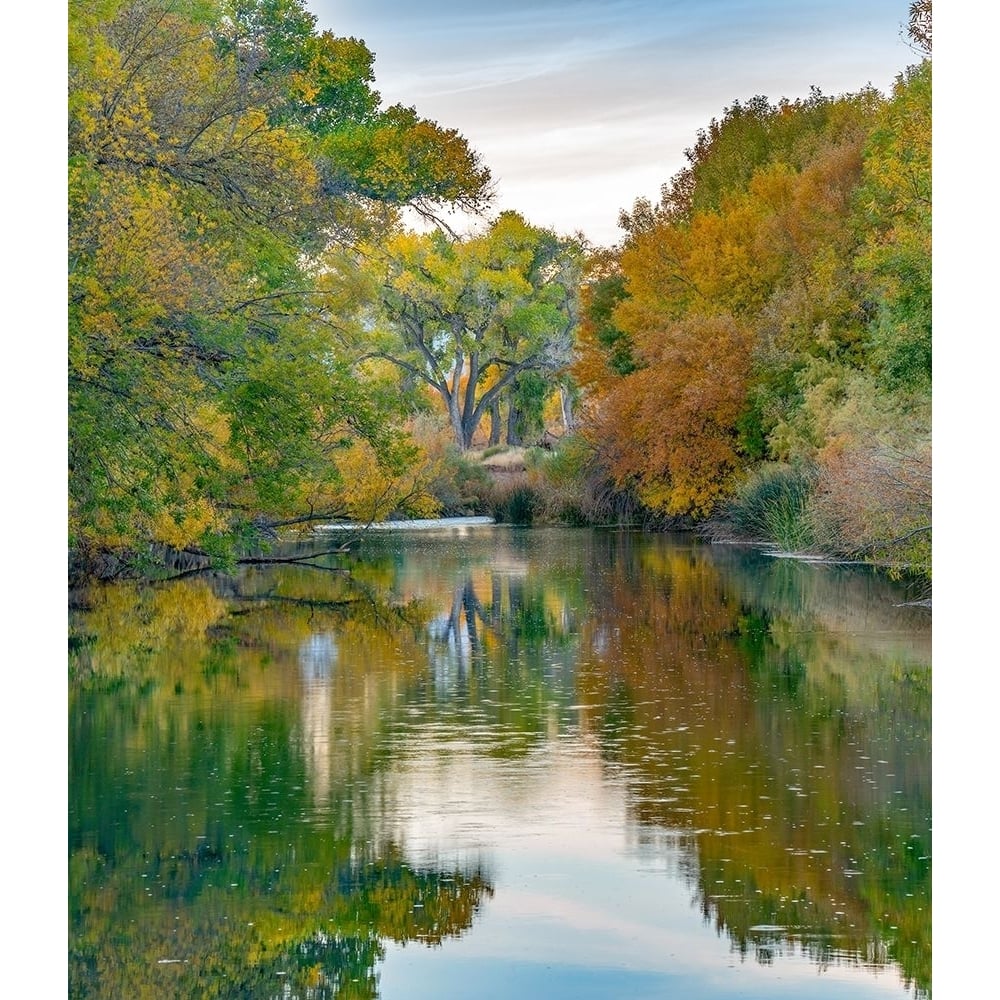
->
723 463 816 552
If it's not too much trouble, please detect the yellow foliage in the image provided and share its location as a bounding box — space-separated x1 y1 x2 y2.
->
334 439 440 522
149 496 224 550
72 578 228 680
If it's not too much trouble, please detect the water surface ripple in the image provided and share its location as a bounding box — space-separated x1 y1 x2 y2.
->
69 527 930 998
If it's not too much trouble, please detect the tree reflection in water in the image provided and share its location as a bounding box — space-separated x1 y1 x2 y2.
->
69 529 930 998
70 837 492 999
69 571 493 999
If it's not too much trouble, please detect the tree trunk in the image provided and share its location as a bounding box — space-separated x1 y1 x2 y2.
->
506 400 523 446
559 385 575 432
448 395 466 450
460 409 478 450
488 399 502 446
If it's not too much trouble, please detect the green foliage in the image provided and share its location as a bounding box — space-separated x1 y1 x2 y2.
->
344 212 581 451
725 464 817 551
866 292 931 391
543 434 592 487
522 446 547 471
507 370 550 445
321 103 493 214
581 267 635 377
854 61 932 394
620 87 881 230
68 0 493 575
683 92 827 216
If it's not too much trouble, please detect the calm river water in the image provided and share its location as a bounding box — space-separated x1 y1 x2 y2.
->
69 526 931 999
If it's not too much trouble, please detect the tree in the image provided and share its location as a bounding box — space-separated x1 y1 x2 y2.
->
618 87 878 230
854 60 931 393
594 314 755 517
573 248 635 397
907 1 931 55
68 0 494 572
576 70 930 574
346 213 581 450
575 86 893 518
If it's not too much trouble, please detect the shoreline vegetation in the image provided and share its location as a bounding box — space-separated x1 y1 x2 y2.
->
68 1 931 594
462 447 931 598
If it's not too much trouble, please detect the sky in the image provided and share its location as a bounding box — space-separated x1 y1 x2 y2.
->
310 0 919 245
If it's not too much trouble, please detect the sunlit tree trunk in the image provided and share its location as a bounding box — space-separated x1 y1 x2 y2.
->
559 385 575 433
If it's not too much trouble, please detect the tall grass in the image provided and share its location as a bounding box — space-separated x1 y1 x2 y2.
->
524 435 645 526
725 464 816 551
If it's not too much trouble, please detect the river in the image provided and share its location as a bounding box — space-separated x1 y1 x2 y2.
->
69 525 931 998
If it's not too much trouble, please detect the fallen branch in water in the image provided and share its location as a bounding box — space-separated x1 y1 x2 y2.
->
236 548 350 566
230 592 359 610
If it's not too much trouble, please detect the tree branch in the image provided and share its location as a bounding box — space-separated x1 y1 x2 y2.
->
237 548 350 565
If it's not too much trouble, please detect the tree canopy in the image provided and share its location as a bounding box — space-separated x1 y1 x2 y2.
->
575 56 930 571
336 212 581 451
68 0 493 572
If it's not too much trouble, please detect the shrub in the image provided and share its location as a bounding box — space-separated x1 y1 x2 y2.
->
543 434 592 487
725 463 816 551
406 414 493 515
531 435 649 527
808 441 930 578
489 482 539 525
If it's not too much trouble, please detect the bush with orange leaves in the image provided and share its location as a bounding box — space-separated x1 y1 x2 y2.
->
591 313 754 518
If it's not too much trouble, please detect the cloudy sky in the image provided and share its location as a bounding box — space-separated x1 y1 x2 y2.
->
309 0 919 245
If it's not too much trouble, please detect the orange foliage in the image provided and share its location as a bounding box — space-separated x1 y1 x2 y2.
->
575 130 871 519
593 314 753 517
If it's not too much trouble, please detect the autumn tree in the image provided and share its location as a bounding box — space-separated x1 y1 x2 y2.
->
68 0 493 572
574 64 930 575
576 89 888 518
342 212 581 451
596 314 755 516
618 87 879 231
583 161 787 515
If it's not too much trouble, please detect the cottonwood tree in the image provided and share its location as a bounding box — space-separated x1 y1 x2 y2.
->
345 212 581 450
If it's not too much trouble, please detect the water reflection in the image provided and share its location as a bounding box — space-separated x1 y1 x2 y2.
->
569 537 930 993
425 569 579 700
69 831 492 999
299 632 338 807
69 528 930 998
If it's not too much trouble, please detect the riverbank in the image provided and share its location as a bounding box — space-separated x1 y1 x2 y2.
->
459 445 931 600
